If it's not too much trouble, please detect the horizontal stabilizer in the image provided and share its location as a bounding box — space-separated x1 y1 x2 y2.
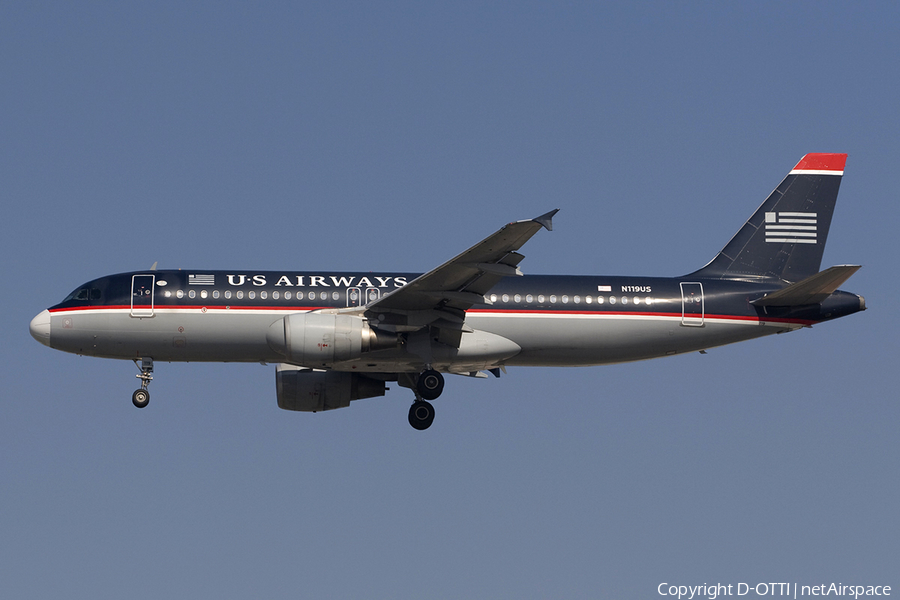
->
751 265 861 307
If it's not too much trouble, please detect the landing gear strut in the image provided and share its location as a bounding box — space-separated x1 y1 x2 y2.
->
132 357 153 408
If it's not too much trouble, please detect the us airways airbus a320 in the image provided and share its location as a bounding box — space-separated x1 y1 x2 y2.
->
30 153 865 430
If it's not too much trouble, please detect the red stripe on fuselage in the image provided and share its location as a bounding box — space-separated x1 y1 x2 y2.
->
467 308 814 325
48 305 816 326
49 305 333 313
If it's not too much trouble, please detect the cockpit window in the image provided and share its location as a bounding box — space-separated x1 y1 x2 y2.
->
64 288 88 302
63 287 101 302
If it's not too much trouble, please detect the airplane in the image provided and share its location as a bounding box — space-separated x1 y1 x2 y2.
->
29 153 865 430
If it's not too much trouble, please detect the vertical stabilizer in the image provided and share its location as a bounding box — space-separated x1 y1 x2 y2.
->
689 153 847 283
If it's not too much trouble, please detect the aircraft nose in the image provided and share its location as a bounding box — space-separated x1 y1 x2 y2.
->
30 309 51 347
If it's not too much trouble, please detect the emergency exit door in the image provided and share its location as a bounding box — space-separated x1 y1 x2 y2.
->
680 282 704 326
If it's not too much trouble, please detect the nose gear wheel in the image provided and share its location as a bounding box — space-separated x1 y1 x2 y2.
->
132 388 150 408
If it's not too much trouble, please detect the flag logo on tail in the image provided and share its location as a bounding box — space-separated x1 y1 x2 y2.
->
765 212 817 244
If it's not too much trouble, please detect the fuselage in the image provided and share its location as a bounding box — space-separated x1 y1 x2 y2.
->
31 269 865 372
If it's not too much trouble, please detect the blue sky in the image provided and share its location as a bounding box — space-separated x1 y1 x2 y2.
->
2 2 898 598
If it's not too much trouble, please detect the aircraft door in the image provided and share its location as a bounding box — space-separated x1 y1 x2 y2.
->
347 287 361 307
346 287 382 307
131 274 155 317
680 282 704 326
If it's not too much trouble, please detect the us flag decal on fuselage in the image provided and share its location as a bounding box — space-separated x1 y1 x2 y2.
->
765 212 817 244
189 274 215 285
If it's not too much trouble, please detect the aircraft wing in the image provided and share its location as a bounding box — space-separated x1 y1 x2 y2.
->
360 209 558 341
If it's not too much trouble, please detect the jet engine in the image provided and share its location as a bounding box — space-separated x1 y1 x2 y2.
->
266 313 397 368
275 364 387 412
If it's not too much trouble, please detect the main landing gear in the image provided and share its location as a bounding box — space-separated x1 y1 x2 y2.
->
407 369 444 431
132 358 153 408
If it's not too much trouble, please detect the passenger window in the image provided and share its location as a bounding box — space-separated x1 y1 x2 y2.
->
284 291 291 300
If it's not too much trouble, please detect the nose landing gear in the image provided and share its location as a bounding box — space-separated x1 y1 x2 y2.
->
132 358 153 408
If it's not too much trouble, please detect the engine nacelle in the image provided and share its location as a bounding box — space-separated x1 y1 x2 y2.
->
275 364 386 412
266 313 396 368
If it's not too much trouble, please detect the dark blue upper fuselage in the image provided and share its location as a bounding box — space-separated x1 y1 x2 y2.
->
49 270 864 326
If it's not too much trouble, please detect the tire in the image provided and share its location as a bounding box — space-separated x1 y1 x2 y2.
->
132 389 150 409
416 369 444 400
408 400 435 430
